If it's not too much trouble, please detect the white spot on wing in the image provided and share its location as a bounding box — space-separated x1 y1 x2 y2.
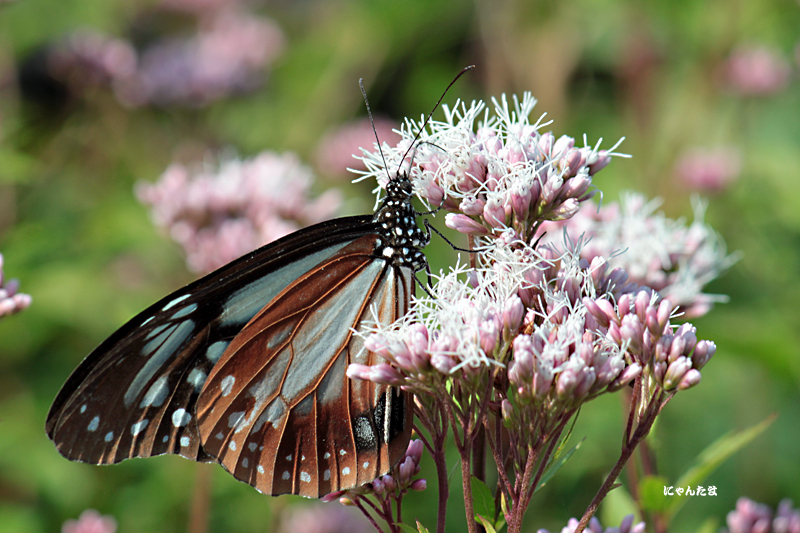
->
229 441 237 451
104 431 114 442
242 458 249 468
205 341 229 363
228 411 246 428
171 303 197 319
323 452 331 459
187 368 207 392
324 469 331 481
163 294 190 311
162 435 169 443
140 375 169 408
220 375 236 397
126 321 194 407
363 462 370 469
80 404 87 414
282 471 290 480
248 442 257 452
87 416 99 431
300 472 311 483
172 408 191 427
180 436 190 447
131 419 149 436
342 467 351 475
257 465 265 474
286 454 292 461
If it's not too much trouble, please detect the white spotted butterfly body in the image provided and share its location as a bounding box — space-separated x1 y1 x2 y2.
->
47 171 428 498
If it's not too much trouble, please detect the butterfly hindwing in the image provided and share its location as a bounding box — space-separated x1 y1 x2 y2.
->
46 216 377 466
195 235 415 497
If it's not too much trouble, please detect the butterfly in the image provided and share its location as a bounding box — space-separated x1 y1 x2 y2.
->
46 67 473 498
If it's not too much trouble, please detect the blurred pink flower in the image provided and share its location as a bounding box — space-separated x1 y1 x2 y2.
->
0 253 32 318
724 45 791 96
62 509 117 533
722 497 800 533
277 504 372 533
137 151 341 273
48 30 137 91
115 9 283 107
675 146 741 193
315 118 400 178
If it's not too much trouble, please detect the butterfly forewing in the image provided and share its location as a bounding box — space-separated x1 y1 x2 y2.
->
46 216 377 465
195 235 414 497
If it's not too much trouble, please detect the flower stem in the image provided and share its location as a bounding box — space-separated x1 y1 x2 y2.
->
460 450 479 533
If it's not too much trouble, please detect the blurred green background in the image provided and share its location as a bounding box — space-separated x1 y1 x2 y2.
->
1 0 799 531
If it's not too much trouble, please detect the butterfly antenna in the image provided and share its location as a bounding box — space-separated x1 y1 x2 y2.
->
359 78 391 183
400 65 475 168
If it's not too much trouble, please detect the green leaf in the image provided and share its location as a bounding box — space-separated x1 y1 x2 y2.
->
667 413 776 517
533 438 584 493
398 523 419 533
694 518 720 533
476 514 498 533
471 476 495 523
600 483 640 527
639 475 671 512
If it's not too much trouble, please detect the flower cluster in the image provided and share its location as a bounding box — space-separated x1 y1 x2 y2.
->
46 7 283 108
116 9 283 108
537 514 645 533
62 509 117 533
0 253 31 318
675 146 742 194
724 45 791 97
47 30 137 92
346 91 730 533
723 497 800 533
541 192 739 318
357 93 624 241
137 151 341 273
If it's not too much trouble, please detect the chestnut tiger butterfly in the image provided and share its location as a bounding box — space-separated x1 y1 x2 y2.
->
46 67 473 498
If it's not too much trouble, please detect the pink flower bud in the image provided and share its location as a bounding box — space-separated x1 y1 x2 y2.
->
410 479 427 491
634 290 650 322
608 362 641 391
677 369 702 390
588 151 611 174
501 399 514 421
445 213 490 235
382 474 396 492
503 295 525 332
365 335 391 358
663 356 692 390
339 496 355 506
321 490 345 502
406 439 424 466
431 354 457 375
346 364 374 382
692 340 715 369
371 477 385 494
550 198 580 220
552 135 575 157
483 197 507 228
459 196 486 216
562 149 586 178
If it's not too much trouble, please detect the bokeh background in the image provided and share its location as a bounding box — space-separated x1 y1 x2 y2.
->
1 0 799 532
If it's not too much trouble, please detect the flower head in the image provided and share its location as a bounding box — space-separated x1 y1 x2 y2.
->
722 497 800 533
62 509 117 533
137 151 340 273
724 45 791 96
356 93 625 241
541 192 739 318
537 514 645 533
0 253 31 318
675 147 742 194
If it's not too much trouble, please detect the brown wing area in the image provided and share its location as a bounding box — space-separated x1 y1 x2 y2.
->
196 235 414 497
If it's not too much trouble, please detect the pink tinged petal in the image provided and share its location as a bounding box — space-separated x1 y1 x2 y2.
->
550 198 580 221
538 132 554 158
346 364 374 382
445 213 490 235
620 315 644 353
619 515 634 533
371 477 385 494
483 197 506 228
608 322 622 345
657 299 673 329
364 334 391 358
634 290 651 322
510 183 532 221
574 367 597 398
556 369 579 401
503 295 525 332
562 149 585 178
460 196 486 216
588 151 612 174
405 439 424 466
552 135 575 157
501 399 514 421
562 174 591 198
431 354 456 374
677 369 702 390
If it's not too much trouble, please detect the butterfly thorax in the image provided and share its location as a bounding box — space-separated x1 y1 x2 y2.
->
373 174 429 272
